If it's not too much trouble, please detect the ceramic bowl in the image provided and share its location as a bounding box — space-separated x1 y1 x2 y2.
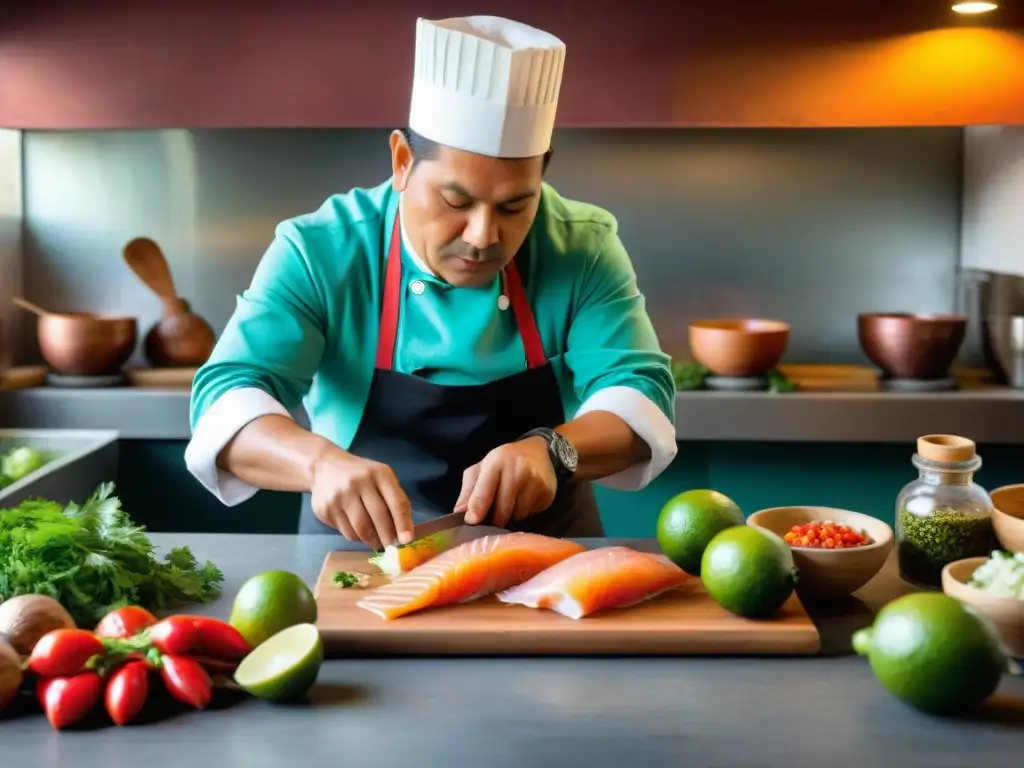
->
989 484 1024 553
688 318 790 377
747 505 894 598
942 557 1024 658
857 313 967 380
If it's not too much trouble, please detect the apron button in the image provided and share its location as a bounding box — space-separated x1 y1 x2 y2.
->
497 294 510 311
410 280 426 295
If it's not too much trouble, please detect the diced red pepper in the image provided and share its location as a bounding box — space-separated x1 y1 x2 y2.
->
784 522 871 549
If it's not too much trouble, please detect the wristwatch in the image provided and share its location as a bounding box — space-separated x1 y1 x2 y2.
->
520 427 578 483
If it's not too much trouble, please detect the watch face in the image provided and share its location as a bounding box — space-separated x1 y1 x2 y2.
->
553 435 578 473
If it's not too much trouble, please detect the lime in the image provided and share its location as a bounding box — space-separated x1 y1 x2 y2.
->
229 570 318 648
852 592 1017 715
656 489 745 576
234 623 323 702
701 525 798 618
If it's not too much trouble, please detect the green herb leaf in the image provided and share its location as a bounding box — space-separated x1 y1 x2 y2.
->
332 570 371 588
0 483 224 627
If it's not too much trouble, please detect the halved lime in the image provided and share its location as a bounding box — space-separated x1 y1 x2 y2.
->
234 623 324 702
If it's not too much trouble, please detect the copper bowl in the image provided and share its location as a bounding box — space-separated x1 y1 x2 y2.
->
36 311 138 376
857 313 967 380
688 318 790 377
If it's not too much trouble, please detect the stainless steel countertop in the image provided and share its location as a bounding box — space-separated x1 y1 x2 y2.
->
2 533 1021 768
3 386 1024 443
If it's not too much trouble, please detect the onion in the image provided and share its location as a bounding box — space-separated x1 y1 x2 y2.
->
0 640 22 712
0 595 77 656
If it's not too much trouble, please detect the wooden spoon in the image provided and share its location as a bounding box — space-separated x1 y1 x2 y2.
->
12 296 57 318
122 237 217 367
123 237 178 302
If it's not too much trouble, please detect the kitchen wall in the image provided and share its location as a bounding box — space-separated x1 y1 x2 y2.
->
0 129 22 371
13 127 968 366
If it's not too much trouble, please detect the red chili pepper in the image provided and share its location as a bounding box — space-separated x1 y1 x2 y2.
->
27 629 105 677
159 654 212 710
148 615 250 660
147 615 199 655
104 660 150 726
37 672 103 729
95 606 159 639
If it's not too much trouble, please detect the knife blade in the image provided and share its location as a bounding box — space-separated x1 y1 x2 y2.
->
410 511 468 540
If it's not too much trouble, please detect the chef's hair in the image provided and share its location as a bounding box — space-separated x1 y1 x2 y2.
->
400 128 553 173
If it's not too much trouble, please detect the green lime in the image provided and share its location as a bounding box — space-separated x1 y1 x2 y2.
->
701 525 797 618
852 592 1016 715
229 570 318 648
234 623 323 702
656 489 745 576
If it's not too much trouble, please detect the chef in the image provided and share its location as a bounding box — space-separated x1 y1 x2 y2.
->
184 15 678 550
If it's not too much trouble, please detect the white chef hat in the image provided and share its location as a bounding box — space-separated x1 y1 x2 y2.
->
408 15 566 159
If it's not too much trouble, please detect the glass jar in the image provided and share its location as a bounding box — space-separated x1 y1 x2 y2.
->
895 434 996 589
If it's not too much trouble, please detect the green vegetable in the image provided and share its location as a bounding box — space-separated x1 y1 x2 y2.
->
331 570 371 589
0 482 224 627
672 361 710 391
671 361 797 393
0 445 51 482
897 506 995 588
968 550 1024 599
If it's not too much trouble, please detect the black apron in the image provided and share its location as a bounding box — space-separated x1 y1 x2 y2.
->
299 212 603 539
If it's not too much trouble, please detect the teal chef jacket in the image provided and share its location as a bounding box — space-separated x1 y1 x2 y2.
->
185 178 678 505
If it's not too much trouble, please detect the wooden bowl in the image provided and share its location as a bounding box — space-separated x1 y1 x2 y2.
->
747 506 893 597
942 557 1024 658
688 318 790 377
989 484 1024 554
857 313 967 380
36 311 138 375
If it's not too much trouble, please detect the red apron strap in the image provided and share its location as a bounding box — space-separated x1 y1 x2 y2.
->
376 211 548 371
375 214 403 370
504 259 548 369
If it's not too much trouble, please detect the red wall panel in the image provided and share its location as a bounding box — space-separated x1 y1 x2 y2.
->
1 0 1022 129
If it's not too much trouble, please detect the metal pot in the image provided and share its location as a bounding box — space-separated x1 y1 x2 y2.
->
982 315 1024 389
13 298 137 376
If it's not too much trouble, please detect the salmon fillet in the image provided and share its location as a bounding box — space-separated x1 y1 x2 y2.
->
496 546 692 619
356 532 586 620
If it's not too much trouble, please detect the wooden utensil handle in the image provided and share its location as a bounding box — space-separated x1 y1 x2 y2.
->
123 237 178 300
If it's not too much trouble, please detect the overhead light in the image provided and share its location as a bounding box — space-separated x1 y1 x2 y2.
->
952 1 998 13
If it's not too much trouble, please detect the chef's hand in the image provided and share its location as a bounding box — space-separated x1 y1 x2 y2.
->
309 448 414 550
453 437 556 528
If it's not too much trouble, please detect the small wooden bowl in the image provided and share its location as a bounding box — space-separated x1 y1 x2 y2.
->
747 506 893 597
989 484 1024 554
942 557 1024 658
688 318 790 377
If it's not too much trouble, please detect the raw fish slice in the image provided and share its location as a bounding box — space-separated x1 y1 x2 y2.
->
356 532 586 620
367 525 506 577
496 546 692 619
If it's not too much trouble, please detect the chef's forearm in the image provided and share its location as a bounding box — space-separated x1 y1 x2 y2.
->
554 411 652 481
216 414 337 493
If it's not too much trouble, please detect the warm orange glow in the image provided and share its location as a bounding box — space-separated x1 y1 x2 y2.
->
671 27 1024 126
952 2 998 13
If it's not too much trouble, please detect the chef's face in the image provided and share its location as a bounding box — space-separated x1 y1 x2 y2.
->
390 130 545 288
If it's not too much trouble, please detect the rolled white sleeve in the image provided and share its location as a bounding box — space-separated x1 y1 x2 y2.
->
573 385 677 491
184 387 293 506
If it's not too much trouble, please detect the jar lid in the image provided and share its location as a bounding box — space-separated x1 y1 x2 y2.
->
917 434 976 463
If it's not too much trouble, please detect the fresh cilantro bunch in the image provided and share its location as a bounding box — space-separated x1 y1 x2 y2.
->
0 482 224 627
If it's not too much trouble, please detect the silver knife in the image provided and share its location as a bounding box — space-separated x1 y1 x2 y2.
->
410 509 505 540
410 511 469 540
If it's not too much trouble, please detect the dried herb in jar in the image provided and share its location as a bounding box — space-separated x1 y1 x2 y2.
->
897 506 995 588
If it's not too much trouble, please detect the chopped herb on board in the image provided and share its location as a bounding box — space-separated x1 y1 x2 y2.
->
332 570 372 589
897 506 995 587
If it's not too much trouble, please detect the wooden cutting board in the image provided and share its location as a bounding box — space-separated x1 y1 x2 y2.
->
312 548 821 657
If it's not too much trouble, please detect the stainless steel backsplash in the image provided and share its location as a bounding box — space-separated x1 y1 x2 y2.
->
12 127 965 366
